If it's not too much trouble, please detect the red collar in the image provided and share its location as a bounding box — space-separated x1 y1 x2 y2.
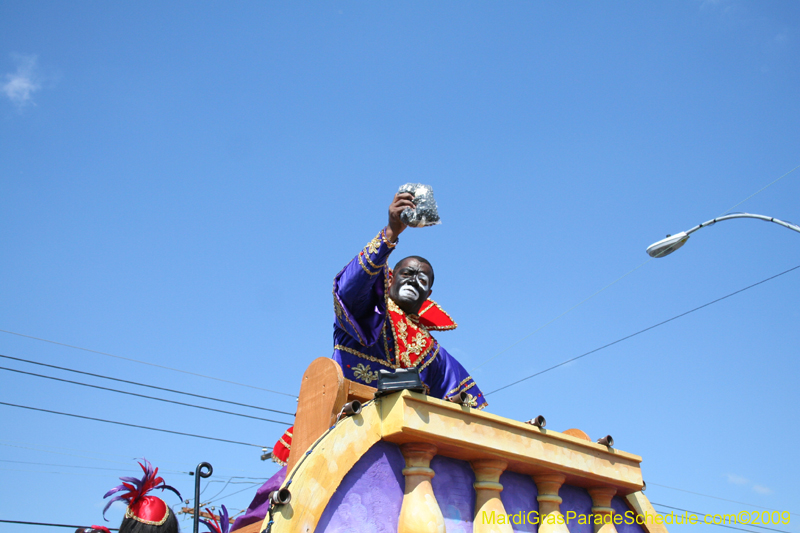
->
416 299 457 331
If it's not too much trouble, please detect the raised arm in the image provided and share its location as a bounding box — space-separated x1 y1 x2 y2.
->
384 192 415 243
332 193 415 346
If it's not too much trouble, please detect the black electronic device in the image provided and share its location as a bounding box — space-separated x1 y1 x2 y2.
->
375 368 426 397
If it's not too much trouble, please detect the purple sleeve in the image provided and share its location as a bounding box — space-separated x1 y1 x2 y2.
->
420 344 488 409
333 229 397 347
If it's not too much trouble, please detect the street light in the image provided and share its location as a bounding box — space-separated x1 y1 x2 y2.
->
647 213 800 258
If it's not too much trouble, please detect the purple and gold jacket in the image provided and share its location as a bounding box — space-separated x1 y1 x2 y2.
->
332 228 487 409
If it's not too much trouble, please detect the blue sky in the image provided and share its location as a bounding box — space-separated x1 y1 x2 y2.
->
1 2 799 531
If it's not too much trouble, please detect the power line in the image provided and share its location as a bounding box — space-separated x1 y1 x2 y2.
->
486 263 800 395
0 439 264 476
0 353 295 416
0 463 265 484
721 163 800 216
651 503 792 533
0 441 186 470
0 459 150 473
0 437 152 460
0 467 141 478
0 329 297 398
475 164 800 373
207 482 266 504
0 365 294 425
202 481 264 485
0 401 270 449
472 257 653 371
205 477 237 502
0 519 118 530
648 482 789 513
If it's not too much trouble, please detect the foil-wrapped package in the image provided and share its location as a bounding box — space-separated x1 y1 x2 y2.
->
398 183 441 227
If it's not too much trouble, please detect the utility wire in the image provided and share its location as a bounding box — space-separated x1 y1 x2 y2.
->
651 503 792 533
0 354 295 416
486 263 800 395
203 480 264 485
720 163 800 216
0 329 297 398
0 442 160 468
0 439 264 476
0 365 293 425
1 437 152 460
0 401 270 449
0 467 145 478
648 482 788 513
207 482 267 504
0 519 118 530
0 459 153 473
0 441 195 472
475 163 800 373
204 477 237 502
472 257 653 371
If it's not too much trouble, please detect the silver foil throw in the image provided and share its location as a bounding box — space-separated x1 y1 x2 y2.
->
397 183 441 227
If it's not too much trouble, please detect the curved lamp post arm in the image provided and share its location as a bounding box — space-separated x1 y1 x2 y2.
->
647 213 800 258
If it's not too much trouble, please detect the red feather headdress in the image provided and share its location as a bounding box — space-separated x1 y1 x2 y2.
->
103 459 181 525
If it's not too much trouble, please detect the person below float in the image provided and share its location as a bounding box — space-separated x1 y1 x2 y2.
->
102 459 181 533
270 192 487 466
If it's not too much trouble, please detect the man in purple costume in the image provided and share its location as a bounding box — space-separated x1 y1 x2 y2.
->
232 192 486 532
332 192 486 409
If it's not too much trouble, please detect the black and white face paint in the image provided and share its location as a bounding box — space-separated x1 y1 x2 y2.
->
389 259 433 315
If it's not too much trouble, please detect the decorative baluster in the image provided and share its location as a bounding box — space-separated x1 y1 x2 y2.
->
471 459 512 533
533 473 569 533
397 443 445 533
588 487 617 533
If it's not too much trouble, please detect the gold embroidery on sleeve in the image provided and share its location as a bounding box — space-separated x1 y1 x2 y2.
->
334 344 397 369
367 234 382 254
418 344 439 372
353 363 379 384
332 282 367 346
358 253 380 276
380 227 397 248
362 251 386 269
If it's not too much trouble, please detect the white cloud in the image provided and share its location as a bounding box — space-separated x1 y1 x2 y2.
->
2 54 41 108
726 473 748 485
752 485 773 495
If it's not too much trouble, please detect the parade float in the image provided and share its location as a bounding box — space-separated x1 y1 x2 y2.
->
230 357 667 533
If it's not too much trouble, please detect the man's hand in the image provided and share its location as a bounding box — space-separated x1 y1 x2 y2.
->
385 192 415 243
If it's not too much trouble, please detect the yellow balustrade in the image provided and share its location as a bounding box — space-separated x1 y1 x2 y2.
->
588 487 618 533
534 473 570 533
397 442 446 533
471 458 513 533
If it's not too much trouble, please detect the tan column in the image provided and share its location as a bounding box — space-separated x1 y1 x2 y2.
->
397 443 445 533
471 459 512 533
533 473 570 533
588 487 617 533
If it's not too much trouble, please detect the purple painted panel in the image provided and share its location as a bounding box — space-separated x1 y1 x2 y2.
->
612 496 646 533
560 484 593 533
499 471 539 532
315 441 405 533
311 441 644 533
430 456 476 533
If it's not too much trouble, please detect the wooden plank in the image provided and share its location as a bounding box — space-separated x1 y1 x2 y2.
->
347 380 377 403
286 358 347 474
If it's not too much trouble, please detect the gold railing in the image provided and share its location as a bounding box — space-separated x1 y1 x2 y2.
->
240 358 667 533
